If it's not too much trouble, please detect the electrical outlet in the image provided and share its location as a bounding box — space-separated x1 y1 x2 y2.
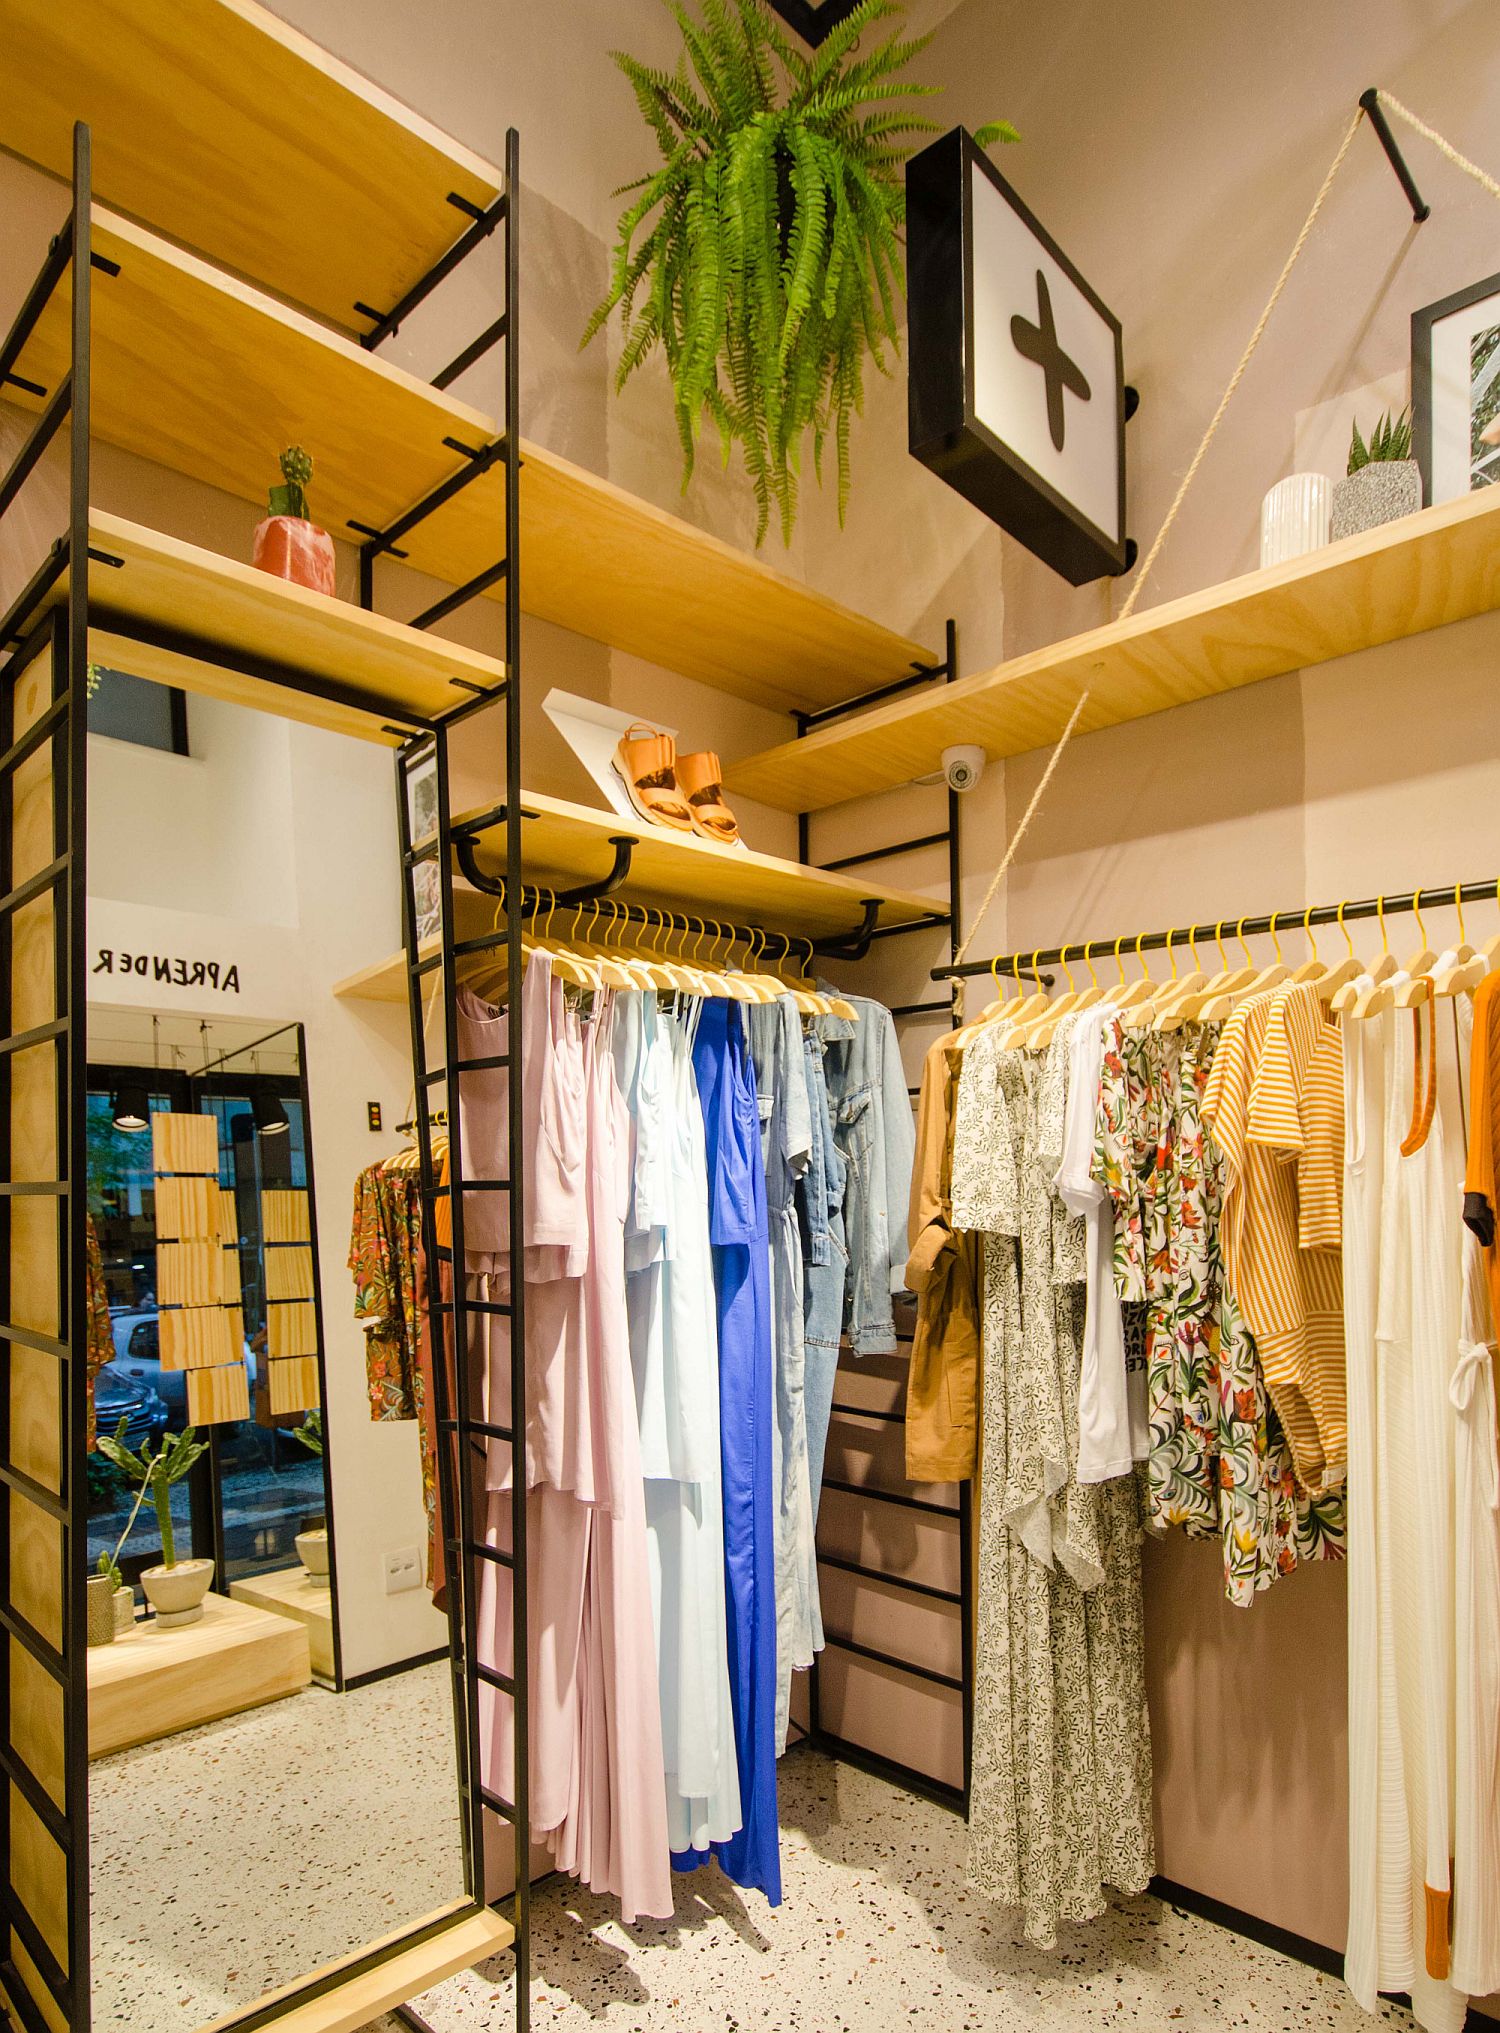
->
383 1546 421 1595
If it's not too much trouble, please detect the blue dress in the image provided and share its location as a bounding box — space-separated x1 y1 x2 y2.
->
675 999 781 1903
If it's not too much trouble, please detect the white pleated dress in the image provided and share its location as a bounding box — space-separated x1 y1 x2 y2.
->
1343 988 1500 2030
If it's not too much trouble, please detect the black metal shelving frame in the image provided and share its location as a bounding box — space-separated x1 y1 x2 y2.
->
795 617 975 1819
0 111 535 2033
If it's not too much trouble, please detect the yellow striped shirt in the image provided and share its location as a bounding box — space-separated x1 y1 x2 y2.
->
1203 983 1346 1494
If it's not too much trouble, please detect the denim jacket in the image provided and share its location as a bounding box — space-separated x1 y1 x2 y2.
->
818 991 915 1356
798 1014 847 1266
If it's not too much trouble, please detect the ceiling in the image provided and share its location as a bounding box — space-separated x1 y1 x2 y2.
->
87 1005 301 1077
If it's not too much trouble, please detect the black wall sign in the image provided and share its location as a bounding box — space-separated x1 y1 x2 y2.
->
906 128 1127 586
766 0 865 45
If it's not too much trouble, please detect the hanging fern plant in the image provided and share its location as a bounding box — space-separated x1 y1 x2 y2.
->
583 0 1015 545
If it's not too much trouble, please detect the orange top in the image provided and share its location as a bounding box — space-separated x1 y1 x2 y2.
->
1203 983 1346 1494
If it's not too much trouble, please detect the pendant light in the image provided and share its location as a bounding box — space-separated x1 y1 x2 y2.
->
110 1082 149 1132
250 1055 289 1136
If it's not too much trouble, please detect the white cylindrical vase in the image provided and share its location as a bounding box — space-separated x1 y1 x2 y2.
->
1260 473 1332 568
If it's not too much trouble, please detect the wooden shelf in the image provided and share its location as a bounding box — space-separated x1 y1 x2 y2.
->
9 207 932 711
0 0 503 335
88 1591 310 1757
333 788 941 1002
64 512 507 743
197 1901 514 2033
723 486 1500 813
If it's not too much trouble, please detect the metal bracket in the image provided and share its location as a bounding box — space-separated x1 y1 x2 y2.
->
451 827 635 911
1359 88 1431 222
811 896 881 961
548 836 635 909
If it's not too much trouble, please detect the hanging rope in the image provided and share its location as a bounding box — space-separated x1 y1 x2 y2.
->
949 92 1500 999
1376 89 1500 203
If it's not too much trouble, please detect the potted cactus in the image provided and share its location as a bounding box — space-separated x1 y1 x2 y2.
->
1331 406 1420 540
251 445 336 597
97 1420 214 1627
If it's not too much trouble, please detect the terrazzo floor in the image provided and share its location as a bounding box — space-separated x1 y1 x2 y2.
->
372 1749 1423 2033
89 1659 464 2033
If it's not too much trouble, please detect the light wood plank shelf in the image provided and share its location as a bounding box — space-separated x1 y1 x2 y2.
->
0 0 503 335
64 512 507 743
723 486 1500 813
197 1901 514 2033
8 208 933 711
333 788 941 1002
88 1591 310 1756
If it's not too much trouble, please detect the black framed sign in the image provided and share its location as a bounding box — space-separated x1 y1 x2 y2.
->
906 127 1127 585
765 0 865 43
1411 268 1500 506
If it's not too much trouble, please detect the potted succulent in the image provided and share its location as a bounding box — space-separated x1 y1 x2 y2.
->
291 1410 330 1584
97 1421 214 1628
86 1556 118 1648
1330 407 1420 541
252 445 336 596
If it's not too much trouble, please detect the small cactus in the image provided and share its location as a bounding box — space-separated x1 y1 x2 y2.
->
268 444 315 520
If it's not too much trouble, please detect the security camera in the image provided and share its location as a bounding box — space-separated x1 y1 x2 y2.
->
941 744 986 793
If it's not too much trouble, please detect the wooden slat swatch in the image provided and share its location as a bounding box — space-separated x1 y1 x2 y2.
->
261 1190 310 1243
159 1307 235 1372
264 1247 314 1302
218 1188 238 1242
151 1111 217 1176
266 1302 318 1360
267 1356 319 1416
157 1242 224 1308
154 1176 221 1241
186 1365 250 1426
221 1247 242 1304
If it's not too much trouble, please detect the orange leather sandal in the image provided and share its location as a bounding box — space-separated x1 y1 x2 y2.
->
614 723 695 832
675 750 740 845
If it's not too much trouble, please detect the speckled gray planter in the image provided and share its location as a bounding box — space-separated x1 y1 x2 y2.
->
86 1574 116 1647
1330 459 1421 541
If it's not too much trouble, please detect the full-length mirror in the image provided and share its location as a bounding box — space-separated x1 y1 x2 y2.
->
82 682 467 2032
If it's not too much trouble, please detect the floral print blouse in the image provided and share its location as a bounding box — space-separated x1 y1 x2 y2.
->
348 1163 425 1421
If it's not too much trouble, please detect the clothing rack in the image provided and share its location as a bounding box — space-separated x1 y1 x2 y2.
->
931 878 1498 982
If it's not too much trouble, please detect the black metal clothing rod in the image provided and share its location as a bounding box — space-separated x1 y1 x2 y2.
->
1359 89 1431 223
932 877 1500 982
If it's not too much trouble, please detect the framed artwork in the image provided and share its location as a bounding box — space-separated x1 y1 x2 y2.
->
1411 269 1500 504
404 751 442 941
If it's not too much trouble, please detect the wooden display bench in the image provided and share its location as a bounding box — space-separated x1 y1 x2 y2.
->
88 1591 311 1758
230 1566 336 1682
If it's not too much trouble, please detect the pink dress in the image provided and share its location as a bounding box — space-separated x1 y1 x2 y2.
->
476 963 671 1922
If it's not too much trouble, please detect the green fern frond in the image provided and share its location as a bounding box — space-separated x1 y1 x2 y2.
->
586 0 1014 542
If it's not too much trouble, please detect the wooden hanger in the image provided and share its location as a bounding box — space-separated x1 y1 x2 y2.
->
1030 943 1111 1049
1401 889 1436 976
1289 904 1328 987
797 935 858 1021
1236 911 1293 1001
1178 918 1245 1021
1019 944 1082 1049
1154 924 1210 1029
1335 892 1400 1016
1315 900 1364 1003
1110 932 1156 1012
996 949 1055 1043
1196 915 1271 1021
1123 928 1179 1028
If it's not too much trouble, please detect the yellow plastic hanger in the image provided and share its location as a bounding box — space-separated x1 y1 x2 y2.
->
1239 911 1292 999
1021 945 1081 1048
998 949 1053 1041
1445 880 1477 965
1289 904 1328 986
1338 894 1401 1014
